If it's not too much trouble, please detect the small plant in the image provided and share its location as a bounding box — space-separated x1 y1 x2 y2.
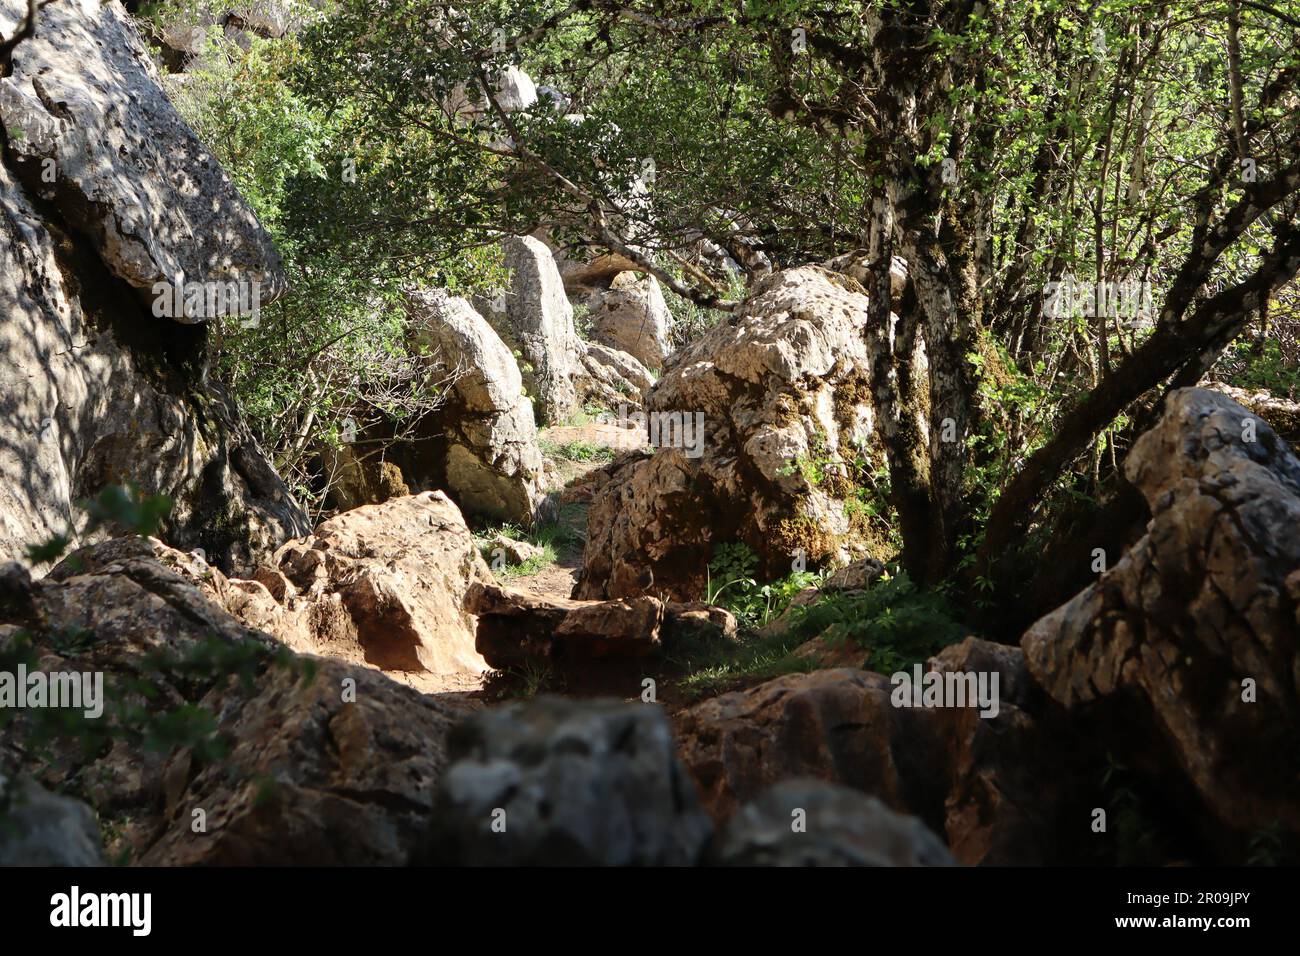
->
705 542 823 630
780 569 966 673
540 439 615 463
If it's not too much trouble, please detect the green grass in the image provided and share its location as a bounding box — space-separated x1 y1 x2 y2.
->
670 566 968 700
474 501 587 579
540 439 617 463
670 626 818 700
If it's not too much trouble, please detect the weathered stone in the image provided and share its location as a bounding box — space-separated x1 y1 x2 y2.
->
585 271 673 371
0 773 105 866
1202 381 1300 443
710 779 955 867
420 697 712 865
268 493 492 675
409 289 545 525
674 636 1068 865
1022 387 1300 846
321 445 410 513
466 581 735 673
492 236 585 424
674 668 947 829
580 341 654 405
0 0 307 574
483 534 545 566
1 0 284 306
577 267 913 601
2 536 471 865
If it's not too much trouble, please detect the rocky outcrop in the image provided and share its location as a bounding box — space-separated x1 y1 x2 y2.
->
419 697 713 865
674 638 1071 865
709 779 955 867
0 773 105 866
822 251 909 305
577 266 905 601
1 543 472 865
490 235 587 424
2 0 284 303
583 271 673 372
482 237 653 425
675 668 946 827
1022 387 1300 847
466 581 736 674
0 0 308 573
408 289 545 525
60 493 493 677
580 340 655 405
320 444 410 513
1201 381 1300 443
249 492 492 675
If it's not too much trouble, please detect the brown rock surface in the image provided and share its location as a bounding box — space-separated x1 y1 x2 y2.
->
3 540 471 865
1022 387 1300 844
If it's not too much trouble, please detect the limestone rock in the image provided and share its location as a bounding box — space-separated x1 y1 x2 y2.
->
710 779 955 866
1 537 471 865
0 0 307 573
483 534 545 566
321 445 410 513
409 289 545 525
67 495 494 677
267 493 492 675
0 0 285 306
674 668 947 828
674 638 1068 865
420 697 712 865
585 271 673 372
580 341 655 405
493 235 586 424
482 238 652 425
0 774 105 866
1022 387 1300 845
1201 381 1300 443
578 267 907 600
466 581 736 674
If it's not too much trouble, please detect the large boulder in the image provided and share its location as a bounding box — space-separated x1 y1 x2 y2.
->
674 638 1072 865
419 697 713 865
709 779 955 867
491 235 586 424
577 266 912 601
0 773 105 866
0 544 472 865
466 581 736 675
1 0 284 302
1201 381 1300 444
407 289 545 525
580 340 655 405
1022 387 1300 849
583 271 673 372
0 0 308 573
61 493 494 678
482 237 653 425
257 492 492 675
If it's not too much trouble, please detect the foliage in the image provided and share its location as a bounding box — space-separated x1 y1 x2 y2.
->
160 28 500 516
706 541 823 630
781 570 968 675
540 439 616 463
